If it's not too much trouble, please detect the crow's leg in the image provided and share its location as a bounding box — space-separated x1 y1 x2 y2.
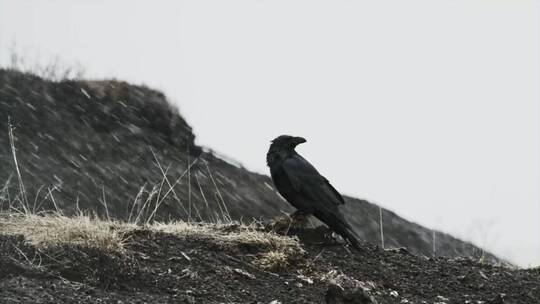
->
286 210 312 230
290 210 310 224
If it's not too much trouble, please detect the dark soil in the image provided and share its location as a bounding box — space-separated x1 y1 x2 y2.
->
1 227 538 304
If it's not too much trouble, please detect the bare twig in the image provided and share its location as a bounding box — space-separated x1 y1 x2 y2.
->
205 163 231 222
149 147 190 218
99 185 110 221
8 118 30 214
379 205 384 249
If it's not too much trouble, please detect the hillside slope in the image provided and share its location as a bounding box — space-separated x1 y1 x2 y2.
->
1 214 538 303
0 68 498 262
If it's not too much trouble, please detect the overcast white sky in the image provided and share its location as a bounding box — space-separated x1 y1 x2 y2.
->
1 0 538 267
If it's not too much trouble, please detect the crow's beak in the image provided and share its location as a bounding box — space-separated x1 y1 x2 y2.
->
294 137 307 145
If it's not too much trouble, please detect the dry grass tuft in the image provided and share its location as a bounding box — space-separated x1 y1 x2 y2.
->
150 221 300 252
255 250 291 271
151 221 306 271
0 213 304 271
0 213 129 252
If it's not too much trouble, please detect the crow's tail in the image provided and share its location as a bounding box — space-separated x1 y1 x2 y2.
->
335 220 363 249
316 211 363 250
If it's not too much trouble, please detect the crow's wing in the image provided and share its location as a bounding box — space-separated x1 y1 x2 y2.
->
282 154 345 205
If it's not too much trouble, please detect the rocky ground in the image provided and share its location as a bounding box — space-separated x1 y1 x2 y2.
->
0 67 530 303
1 219 538 304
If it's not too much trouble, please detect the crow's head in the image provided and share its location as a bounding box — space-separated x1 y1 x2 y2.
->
267 135 306 166
270 135 306 151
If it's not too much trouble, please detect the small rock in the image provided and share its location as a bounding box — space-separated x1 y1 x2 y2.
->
390 291 399 298
479 271 488 280
233 268 256 279
180 268 198 279
437 295 450 301
298 274 314 284
386 247 410 255
269 300 282 304
325 273 378 304
486 293 506 304
184 295 196 304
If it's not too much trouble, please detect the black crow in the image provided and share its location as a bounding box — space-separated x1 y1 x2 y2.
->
266 135 362 248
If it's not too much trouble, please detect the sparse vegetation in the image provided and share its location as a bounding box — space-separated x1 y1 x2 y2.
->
0 213 127 251
2 67 536 303
0 67 504 264
3 44 85 81
0 210 304 268
2 208 539 304
255 250 291 271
